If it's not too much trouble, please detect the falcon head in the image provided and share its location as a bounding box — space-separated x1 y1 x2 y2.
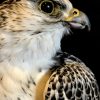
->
0 0 90 32
0 0 90 71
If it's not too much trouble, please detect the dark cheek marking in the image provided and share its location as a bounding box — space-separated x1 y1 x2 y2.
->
38 68 42 72
17 97 21 100
0 76 3 81
26 84 30 88
30 76 36 85
31 31 42 35
4 94 7 98
11 30 24 32
29 93 32 97
21 87 27 94
0 38 5 41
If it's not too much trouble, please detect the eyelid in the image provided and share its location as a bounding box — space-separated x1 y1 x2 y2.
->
53 1 67 10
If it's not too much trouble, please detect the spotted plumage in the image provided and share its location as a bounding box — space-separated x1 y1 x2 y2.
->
0 0 99 100
44 52 100 100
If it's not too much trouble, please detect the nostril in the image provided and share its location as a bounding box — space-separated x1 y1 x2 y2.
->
73 11 78 15
72 9 80 17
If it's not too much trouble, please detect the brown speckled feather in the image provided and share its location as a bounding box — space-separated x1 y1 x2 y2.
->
44 53 100 100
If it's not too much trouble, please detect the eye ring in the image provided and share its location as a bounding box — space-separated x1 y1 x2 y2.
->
39 0 54 14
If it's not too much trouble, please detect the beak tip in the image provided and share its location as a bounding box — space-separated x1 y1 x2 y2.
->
88 26 91 31
63 9 91 31
82 13 91 31
85 21 91 31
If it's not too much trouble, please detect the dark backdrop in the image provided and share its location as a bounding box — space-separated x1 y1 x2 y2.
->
61 0 100 86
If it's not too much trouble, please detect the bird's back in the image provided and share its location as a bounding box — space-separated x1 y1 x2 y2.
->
43 52 100 100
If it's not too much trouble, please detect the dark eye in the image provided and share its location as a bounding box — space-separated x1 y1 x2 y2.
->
40 1 54 14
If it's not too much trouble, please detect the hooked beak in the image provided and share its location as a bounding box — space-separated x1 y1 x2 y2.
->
63 8 91 31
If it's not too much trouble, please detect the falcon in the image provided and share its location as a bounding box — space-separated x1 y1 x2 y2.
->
0 0 99 100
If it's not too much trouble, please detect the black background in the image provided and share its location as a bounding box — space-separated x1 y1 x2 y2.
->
61 0 100 86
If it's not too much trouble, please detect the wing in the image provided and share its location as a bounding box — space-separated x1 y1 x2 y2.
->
43 52 100 100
